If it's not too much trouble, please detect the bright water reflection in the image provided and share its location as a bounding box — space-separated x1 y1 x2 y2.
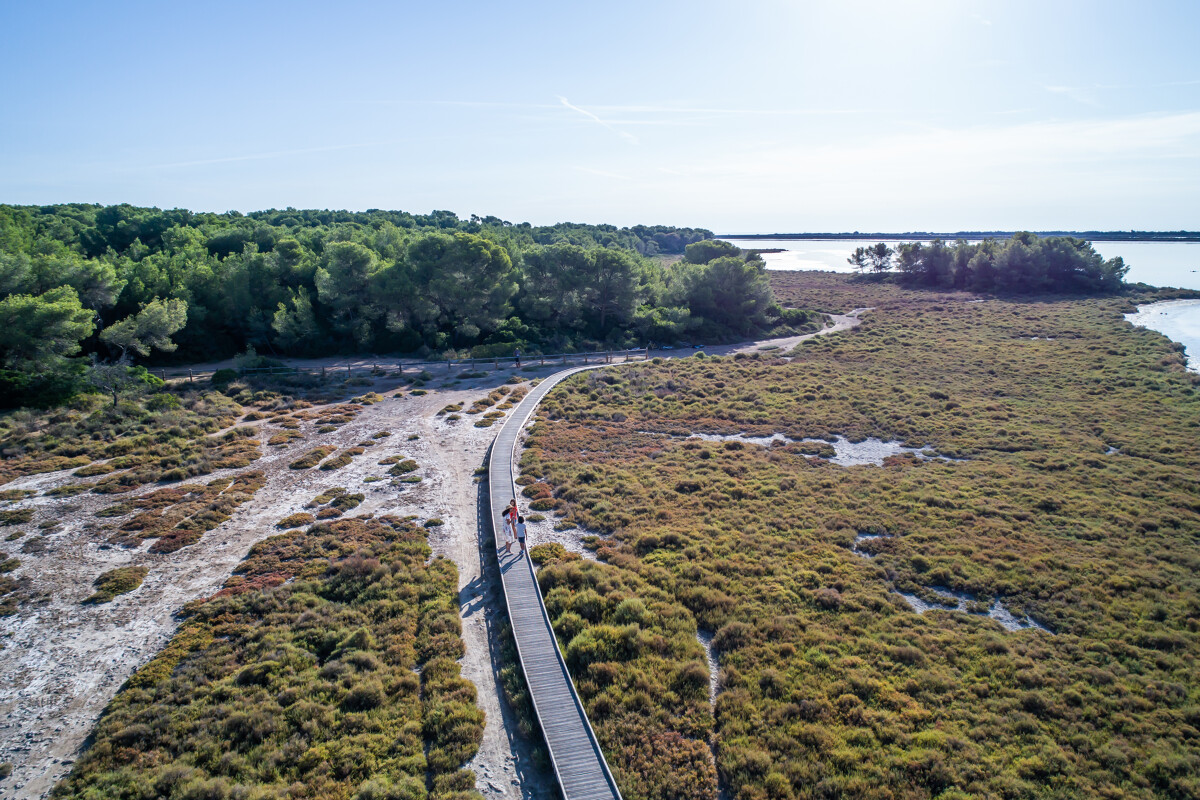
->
720 238 1200 290
1126 299 1200 373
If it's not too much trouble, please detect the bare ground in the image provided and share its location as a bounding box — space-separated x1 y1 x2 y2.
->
0 312 867 800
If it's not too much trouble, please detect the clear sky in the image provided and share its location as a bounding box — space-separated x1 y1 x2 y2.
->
2 0 1197 232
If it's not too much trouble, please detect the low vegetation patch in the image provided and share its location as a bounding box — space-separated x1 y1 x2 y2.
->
319 447 365 471
52 516 484 800
387 459 419 476
276 513 315 529
267 430 302 446
522 273 1200 800
0 390 245 487
83 565 148 604
289 446 336 469
100 471 266 553
0 509 33 526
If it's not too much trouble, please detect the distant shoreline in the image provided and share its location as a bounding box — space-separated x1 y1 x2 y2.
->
719 231 1200 242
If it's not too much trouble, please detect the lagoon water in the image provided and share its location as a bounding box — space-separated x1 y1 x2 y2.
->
1126 299 1200 373
721 237 1200 370
719 237 1200 290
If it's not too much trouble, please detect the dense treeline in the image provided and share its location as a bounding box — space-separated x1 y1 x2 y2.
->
0 204 804 407
849 233 1129 293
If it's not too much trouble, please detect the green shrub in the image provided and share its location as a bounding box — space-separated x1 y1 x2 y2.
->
0 509 33 526
210 368 237 386
276 513 315 529
83 566 149 604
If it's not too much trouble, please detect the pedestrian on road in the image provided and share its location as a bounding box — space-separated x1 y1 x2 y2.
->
516 515 527 555
514 348 521 367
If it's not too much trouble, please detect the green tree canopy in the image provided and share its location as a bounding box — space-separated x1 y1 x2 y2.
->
685 256 772 335
99 297 189 360
0 286 95 367
314 241 382 346
683 239 741 264
402 232 516 343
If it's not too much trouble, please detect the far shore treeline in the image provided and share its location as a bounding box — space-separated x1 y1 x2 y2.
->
1 204 1128 408
848 233 1129 293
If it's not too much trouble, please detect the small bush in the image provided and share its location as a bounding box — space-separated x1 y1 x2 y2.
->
388 460 419 476
210 369 237 386
277 513 315 529
0 509 34 526
289 447 336 469
84 566 149 604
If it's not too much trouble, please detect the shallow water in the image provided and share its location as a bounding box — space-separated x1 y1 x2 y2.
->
851 532 885 558
681 431 958 467
695 631 719 705
1126 298 1200 373
894 586 1053 633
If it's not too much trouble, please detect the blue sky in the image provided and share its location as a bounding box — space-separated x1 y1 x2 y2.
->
2 0 1198 231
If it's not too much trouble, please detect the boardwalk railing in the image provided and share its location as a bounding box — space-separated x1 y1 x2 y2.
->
488 365 624 800
160 348 649 383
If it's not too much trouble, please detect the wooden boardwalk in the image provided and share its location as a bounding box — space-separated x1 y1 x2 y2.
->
488 366 624 800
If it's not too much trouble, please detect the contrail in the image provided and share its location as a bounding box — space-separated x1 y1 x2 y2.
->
557 96 639 144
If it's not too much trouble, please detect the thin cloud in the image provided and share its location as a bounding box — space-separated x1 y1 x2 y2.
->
1044 85 1102 107
433 99 871 118
557 96 639 144
573 165 632 180
688 111 1200 182
146 142 384 170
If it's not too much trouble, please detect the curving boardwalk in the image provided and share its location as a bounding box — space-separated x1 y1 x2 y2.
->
488 366 623 800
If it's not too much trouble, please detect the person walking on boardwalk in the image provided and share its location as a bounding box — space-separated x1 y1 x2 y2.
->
500 511 515 554
516 515 528 555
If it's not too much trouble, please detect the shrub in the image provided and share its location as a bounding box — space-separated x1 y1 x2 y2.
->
55 516 478 798
0 509 33 526
83 566 149 604
277 513 315 529
289 447 336 469
210 368 237 386
530 543 570 565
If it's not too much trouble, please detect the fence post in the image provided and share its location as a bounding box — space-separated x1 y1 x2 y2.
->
494 358 499 370
540 355 544 366
161 370 167 381
321 366 326 378
346 366 351 378
188 369 193 384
